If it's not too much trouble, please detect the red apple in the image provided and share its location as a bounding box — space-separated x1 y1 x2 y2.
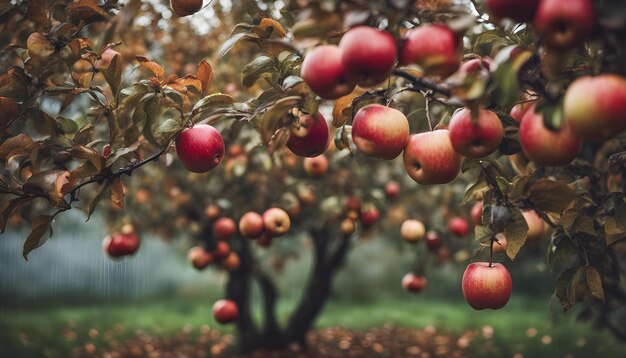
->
213 217 236 241
401 219 426 243
213 299 238 324
175 124 225 173
384 181 401 198
523 209 546 242
402 273 428 293
287 112 329 157
425 230 443 251
263 208 291 237
458 57 492 75
303 155 329 177
403 130 462 185
509 101 534 123
214 241 231 260
399 24 462 78
519 105 581 166
221 252 241 271
534 0 594 50
187 246 213 270
360 206 380 228
448 108 504 158
352 104 410 160
486 0 540 23
346 197 361 212
462 262 512 310
339 26 398 87
170 0 203 17
448 216 470 237
301 45 356 99
563 74 626 140
103 226 140 258
470 202 483 226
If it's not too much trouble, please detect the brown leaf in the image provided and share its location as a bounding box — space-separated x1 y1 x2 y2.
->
25 0 50 28
23 215 53 261
110 177 125 210
268 127 290 154
177 76 203 93
0 67 30 100
604 217 626 246
505 207 529 260
70 145 106 171
135 56 165 80
260 96 301 145
26 32 55 60
526 179 577 213
332 91 360 128
196 60 213 95
0 134 38 162
67 0 108 22
86 182 109 221
585 266 605 303
0 196 33 234
256 18 287 38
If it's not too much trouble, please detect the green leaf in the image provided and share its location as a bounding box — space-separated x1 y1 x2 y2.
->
547 233 578 272
260 96 301 145
509 175 530 201
73 124 94 145
242 56 276 87
505 207 529 260
462 180 488 205
23 215 53 261
191 93 235 123
585 266 605 303
54 116 78 134
526 179 577 213
496 176 511 194
474 225 494 243
103 53 122 100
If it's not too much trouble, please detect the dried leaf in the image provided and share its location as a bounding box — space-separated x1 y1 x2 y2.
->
135 56 165 80
110 178 125 210
26 32 55 60
67 0 107 22
505 207 529 260
70 145 106 172
257 18 287 38
196 60 213 95
585 266 605 302
0 134 37 162
526 179 577 213
86 182 109 221
23 215 53 261
0 196 33 233
332 92 359 128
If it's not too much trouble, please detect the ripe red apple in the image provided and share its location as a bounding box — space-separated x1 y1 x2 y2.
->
563 74 626 140
102 144 112 158
462 262 512 310
187 246 213 270
448 216 470 237
214 241 231 260
509 101 534 123
448 108 504 158
339 26 397 87
523 209 546 242
425 230 443 251
263 208 291 237
213 217 236 241
213 299 238 324
221 252 240 271
102 226 140 258
287 112 329 157
170 0 203 17
384 181 401 199
399 24 462 78
352 104 410 160
401 219 426 243
470 202 483 226
360 206 380 228
175 124 225 173
402 273 428 293
486 0 540 23
519 105 581 166
303 154 329 177
403 130 462 185
301 45 356 99
534 0 594 50
458 57 492 75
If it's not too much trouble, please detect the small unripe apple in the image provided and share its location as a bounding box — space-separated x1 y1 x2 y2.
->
523 210 546 242
402 273 428 293
352 104 410 160
384 181 401 199
448 216 470 237
563 74 626 140
401 219 426 243
360 206 380 228
213 299 238 324
462 262 512 310
263 208 291 237
403 130 462 185
214 241 231 260
400 24 462 78
287 112 330 157
534 0 594 50
175 124 225 173
239 211 263 239
213 217 236 241
340 218 356 235
170 0 203 17
303 155 329 177
519 105 581 166
301 45 356 99
448 108 504 158
486 0 540 23
187 246 213 270
470 202 483 226
221 252 241 271
339 26 397 87
425 230 443 251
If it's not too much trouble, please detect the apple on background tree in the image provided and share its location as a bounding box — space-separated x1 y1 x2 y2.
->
287 112 330 157
470 201 483 226
301 45 356 99
340 218 356 235
533 0 594 50
221 252 241 271
492 233 508 254
303 155 329 177
339 26 397 87
402 273 428 293
351 104 410 160
458 57 492 76
214 241 231 260
263 208 291 237
102 224 140 258
403 130 462 185
213 299 238 324
448 108 504 158
425 230 443 251
175 124 225 173
399 24 462 78
401 219 426 243
448 216 470 237
462 262 512 310
360 206 380 228
187 246 213 270
522 210 546 242
384 181 401 199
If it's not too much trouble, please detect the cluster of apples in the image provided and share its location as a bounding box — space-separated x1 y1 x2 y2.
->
102 224 141 258
187 217 241 271
338 197 381 236
239 207 291 246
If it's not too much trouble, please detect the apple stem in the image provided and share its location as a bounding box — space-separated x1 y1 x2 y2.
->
423 91 433 131
489 236 494 268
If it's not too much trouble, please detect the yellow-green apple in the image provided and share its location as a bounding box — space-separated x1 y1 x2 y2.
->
486 0 540 23
448 216 470 237
519 105 581 166
401 219 426 243
403 130 462 185
384 181 401 198
301 45 356 99
402 273 428 293
214 241 231 260
102 225 140 258
462 262 512 310
352 104 410 160
360 206 380 228
339 26 397 87
213 299 238 324
287 112 329 157
340 218 356 235
523 209 546 242
534 0 594 50
448 108 504 158
303 154 329 177
170 0 203 17
425 230 443 251
563 74 626 140
187 246 213 270
213 217 236 241
399 24 462 78
470 201 483 226
263 208 291 237
175 124 225 173
239 211 264 239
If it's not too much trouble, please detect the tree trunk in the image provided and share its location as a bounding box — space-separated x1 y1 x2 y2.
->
255 268 286 349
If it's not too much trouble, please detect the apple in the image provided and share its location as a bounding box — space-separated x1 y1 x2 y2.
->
352 104 410 160
221 252 241 271
523 209 546 242
303 154 329 177
403 130 462 185
175 124 225 173
470 202 483 226
563 74 626 140
458 57 492 75
486 0 540 23
214 241 231 260
340 218 356 235
102 226 140 258
287 112 329 157
205 204 220 220
263 208 291 237
339 26 397 87
239 211 263 239
170 0 203 17
187 246 213 270
213 299 238 324
509 101 534 123
425 230 442 251
519 105 581 166
399 24 462 78
384 181 401 198
462 262 512 310
297 185 317 205
402 273 428 293
492 233 508 254
448 216 470 237
448 108 504 158
213 217 236 241
534 0 594 50
227 144 244 157
301 45 356 99
360 206 379 228
401 219 426 243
